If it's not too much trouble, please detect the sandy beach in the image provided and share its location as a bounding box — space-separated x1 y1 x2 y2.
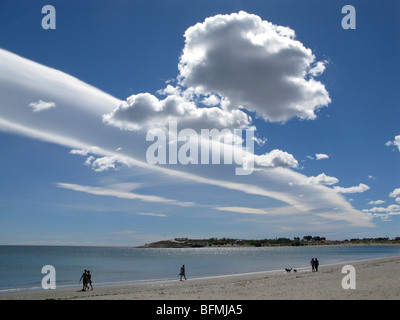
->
1 256 399 300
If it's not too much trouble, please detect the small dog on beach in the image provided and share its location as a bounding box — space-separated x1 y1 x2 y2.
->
285 268 292 272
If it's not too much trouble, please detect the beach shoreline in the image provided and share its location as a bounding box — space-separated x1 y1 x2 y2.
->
1 256 399 300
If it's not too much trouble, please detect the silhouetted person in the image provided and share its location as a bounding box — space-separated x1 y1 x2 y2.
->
314 258 319 272
87 270 93 290
180 264 187 281
79 269 88 291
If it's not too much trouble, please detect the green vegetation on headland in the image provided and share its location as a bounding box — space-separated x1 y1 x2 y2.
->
138 236 400 248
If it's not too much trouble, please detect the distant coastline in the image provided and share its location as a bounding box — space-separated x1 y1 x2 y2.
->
138 236 400 248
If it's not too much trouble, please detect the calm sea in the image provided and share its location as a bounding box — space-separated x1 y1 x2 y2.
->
1 245 399 293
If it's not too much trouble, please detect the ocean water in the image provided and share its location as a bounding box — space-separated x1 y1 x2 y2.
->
1 245 399 293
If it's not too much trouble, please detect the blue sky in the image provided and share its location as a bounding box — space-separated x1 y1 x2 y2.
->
0 0 399 246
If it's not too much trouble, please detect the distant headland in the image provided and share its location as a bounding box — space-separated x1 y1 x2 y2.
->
138 236 400 248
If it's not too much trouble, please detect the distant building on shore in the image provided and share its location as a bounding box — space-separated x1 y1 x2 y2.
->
174 238 188 242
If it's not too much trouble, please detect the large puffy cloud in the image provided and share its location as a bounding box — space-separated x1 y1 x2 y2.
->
104 11 331 134
178 11 331 122
102 11 329 172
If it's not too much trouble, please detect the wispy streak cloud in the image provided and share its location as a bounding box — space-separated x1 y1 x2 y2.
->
56 183 195 207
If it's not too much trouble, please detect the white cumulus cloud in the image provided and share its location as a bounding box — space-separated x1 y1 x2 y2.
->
306 173 338 186
363 204 400 221
385 135 400 151
70 147 131 172
333 183 370 194
389 187 400 203
255 149 299 169
178 11 331 122
368 200 385 205
315 153 329 160
103 92 250 132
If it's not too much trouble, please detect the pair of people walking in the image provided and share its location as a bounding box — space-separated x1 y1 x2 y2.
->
79 269 93 291
310 258 319 272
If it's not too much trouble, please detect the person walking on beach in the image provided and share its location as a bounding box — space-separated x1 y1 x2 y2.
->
87 270 93 290
179 264 187 281
314 258 319 272
310 258 315 272
79 269 88 291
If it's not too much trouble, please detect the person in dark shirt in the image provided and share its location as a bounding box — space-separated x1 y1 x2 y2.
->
179 264 187 281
